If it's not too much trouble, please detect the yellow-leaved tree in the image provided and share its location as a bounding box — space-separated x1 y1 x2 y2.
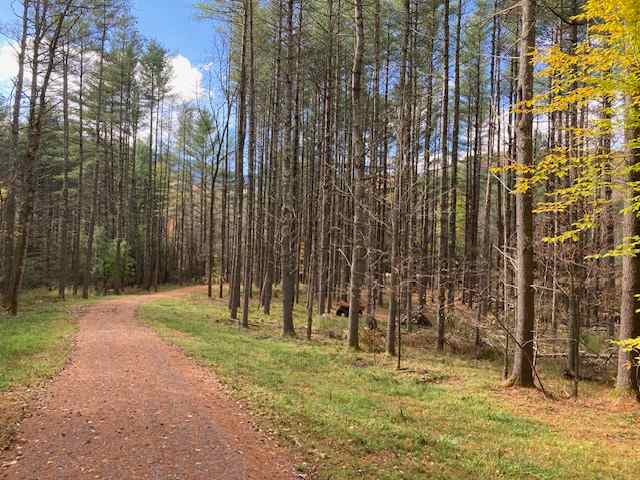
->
515 0 640 395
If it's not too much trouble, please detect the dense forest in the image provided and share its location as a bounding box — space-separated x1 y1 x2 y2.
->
1 0 639 403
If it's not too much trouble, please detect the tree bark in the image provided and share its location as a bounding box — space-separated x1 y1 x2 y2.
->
242 0 256 328
509 0 536 388
436 0 451 351
229 1 249 320
347 0 365 350
280 0 296 336
1 0 28 310
617 96 640 395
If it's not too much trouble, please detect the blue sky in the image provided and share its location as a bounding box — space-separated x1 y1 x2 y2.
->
131 0 215 64
0 0 213 61
0 0 220 100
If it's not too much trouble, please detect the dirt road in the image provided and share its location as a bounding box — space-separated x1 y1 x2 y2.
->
2 288 295 480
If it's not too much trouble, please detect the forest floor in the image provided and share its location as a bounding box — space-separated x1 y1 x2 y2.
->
1 286 638 479
139 288 640 480
0 287 295 480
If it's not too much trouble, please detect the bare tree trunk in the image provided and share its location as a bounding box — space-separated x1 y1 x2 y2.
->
366 0 382 326
242 0 256 328
566 0 581 397
447 0 463 306
72 42 86 295
280 0 296 336
230 1 249 320
58 39 71 300
1 0 28 309
436 0 451 351
220 57 232 299
83 11 108 299
508 0 536 388
260 0 283 314
617 95 640 395
347 0 365 350
317 0 335 316
387 0 411 357
8 1 75 314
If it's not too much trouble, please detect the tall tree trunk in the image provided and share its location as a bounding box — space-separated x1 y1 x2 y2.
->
508 0 536 388
83 12 108 299
260 0 283 314
617 95 640 395
58 40 71 300
317 0 335 316
8 1 74 314
347 0 365 350
436 0 451 351
1 0 28 309
280 0 296 336
230 1 249 320
387 0 411 357
72 42 86 296
242 0 256 328
447 0 463 306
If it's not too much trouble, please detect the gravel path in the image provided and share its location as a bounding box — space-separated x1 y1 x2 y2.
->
1 288 295 480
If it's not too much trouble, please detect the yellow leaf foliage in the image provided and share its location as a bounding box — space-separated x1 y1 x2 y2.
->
519 0 640 249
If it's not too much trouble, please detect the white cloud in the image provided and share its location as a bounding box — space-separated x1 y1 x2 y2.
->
0 41 19 93
169 54 203 103
0 43 203 104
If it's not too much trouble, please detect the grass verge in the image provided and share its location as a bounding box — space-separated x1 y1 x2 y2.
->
0 289 102 450
0 283 184 391
1 294 78 391
141 292 640 480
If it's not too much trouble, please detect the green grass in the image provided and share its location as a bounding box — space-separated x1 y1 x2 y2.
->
0 289 101 449
0 284 186 391
141 293 640 480
0 290 96 391
0 284 190 451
